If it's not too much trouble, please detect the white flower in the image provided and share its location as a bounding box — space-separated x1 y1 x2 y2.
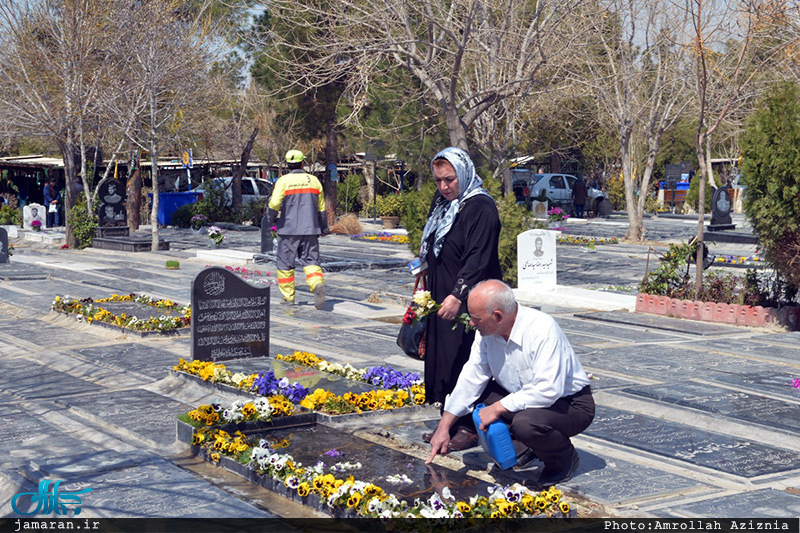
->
367 498 381 513
278 377 289 388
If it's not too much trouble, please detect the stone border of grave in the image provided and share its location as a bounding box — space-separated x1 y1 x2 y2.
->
176 416 316 446
51 308 190 337
173 369 430 422
635 293 800 330
176 423 579 519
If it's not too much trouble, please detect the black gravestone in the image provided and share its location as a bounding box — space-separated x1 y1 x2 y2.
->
709 185 735 231
191 266 270 362
0 226 8 264
260 214 273 253
97 178 127 227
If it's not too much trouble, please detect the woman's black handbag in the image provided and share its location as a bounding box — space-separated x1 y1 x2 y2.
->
396 275 428 360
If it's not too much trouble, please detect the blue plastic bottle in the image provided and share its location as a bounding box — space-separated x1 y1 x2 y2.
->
472 403 517 470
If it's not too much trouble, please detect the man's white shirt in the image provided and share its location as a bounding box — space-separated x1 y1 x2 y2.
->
443 306 591 417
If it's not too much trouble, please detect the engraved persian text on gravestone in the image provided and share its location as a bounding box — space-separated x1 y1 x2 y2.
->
191 267 270 362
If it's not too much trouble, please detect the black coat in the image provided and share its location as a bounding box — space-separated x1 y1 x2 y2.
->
423 193 502 404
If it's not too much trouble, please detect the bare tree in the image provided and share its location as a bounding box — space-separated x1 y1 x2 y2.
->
572 0 690 242
0 0 116 247
108 0 225 251
681 0 797 292
259 0 592 191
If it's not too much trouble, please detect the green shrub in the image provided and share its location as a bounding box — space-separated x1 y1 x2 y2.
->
685 174 717 212
376 194 404 217
171 203 196 228
639 242 695 298
67 197 97 249
337 172 363 214
741 81 800 288
0 205 22 225
241 199 268 226
401 180 437 256
194 178 237 223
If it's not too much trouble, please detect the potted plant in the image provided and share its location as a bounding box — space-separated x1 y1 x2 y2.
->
207 225 225 247
376 194 403 229
190 214 209 234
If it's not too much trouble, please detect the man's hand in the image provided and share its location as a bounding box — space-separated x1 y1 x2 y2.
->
425 426 451 464
478 402 508 431
437 294 461 321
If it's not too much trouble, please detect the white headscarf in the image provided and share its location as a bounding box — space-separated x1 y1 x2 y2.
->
419 147 491 259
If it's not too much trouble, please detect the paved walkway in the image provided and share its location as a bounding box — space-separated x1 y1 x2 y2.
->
1 214 798 518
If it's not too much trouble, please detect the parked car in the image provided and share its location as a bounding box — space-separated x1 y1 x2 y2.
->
194 176 272 207
512 171 607 213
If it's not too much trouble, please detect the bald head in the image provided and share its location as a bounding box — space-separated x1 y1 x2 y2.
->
467 280 518 339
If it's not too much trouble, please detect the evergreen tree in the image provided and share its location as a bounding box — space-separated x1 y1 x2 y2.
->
740 82 800 288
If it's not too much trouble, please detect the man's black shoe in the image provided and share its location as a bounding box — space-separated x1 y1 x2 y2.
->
422 432 433 443
447 427 478 451
538 448 579 486
515 448 539 468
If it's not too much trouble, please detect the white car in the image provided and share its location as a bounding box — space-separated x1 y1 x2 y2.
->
194 177 272 206
512 171 606 210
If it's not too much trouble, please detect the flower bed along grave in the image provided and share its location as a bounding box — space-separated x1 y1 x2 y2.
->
350 232 410 244
180 426 576 519
174 355 426 418
52 293 190 335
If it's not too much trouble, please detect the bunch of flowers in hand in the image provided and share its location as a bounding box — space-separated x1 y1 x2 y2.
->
403 290 441 326
190 214 209 230
207 225 225 246
547 207 569 225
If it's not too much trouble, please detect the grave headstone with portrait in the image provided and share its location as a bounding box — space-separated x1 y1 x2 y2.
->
23 203 46 231
191 266 270 362
517 229 557 291
0 226 8 264
96 178 130 238
709 184 735 231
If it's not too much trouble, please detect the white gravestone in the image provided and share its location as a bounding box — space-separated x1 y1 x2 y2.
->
23 203 46 230
517 229 557 291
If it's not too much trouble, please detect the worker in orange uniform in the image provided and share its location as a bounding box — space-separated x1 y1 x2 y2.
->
267 149 329 308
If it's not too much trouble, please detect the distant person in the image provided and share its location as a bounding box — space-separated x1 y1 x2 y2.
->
419 146 501 452
426 280 595 485
267 150 329 308
572 179 587 218
43 178 60 227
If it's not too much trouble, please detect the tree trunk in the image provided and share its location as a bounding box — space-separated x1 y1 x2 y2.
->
705 135 715 188
364 162 375 203
324 115 338 226
695 132 706 294
127 168 141 232
232 127 259 208
150 134 160 252
60 137 78 249
444 104 469 152
621 126 644 242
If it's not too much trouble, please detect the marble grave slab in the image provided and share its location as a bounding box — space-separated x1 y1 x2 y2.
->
270 325 403 358
584 406 800 477
73 343 187 377
55 389 192 447
687 337 800 364
556 316 685 343
0 358 105 399
620 381 800 432
23 450 271 518
659 488 800 518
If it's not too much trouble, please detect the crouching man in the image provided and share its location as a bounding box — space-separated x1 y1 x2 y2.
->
425 279 595 485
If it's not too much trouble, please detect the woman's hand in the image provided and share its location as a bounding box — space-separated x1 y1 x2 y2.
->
437 294 461 320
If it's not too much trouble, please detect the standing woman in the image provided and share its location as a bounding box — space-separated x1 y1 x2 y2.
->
420 147 501 451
